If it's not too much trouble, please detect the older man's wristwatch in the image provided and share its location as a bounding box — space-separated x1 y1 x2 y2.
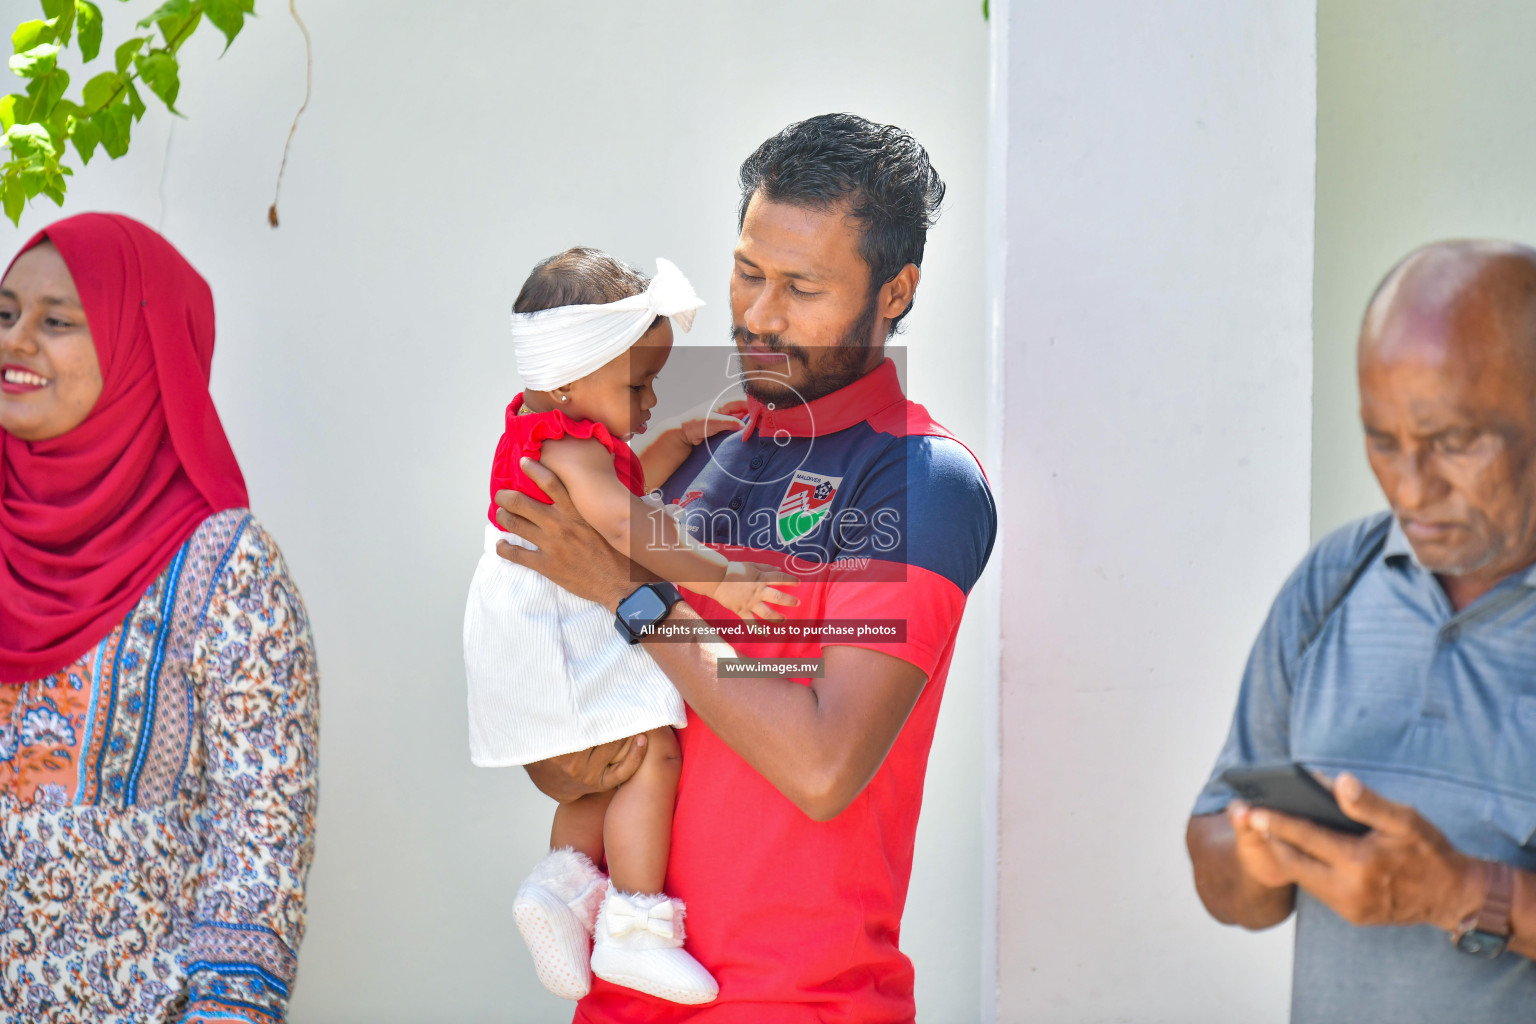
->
613 582 682 644
1453 860 1514 958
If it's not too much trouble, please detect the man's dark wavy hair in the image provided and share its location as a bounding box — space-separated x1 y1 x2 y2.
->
737 113 945 332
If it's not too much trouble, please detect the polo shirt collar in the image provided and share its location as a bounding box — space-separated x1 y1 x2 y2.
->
1383 515 1536 587
1382 518 1420 570
739 357 906 440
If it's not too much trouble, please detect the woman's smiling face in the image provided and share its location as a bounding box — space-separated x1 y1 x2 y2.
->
0 242 103 441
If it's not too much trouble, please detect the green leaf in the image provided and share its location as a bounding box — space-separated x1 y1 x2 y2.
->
21 165 48 197
23 68 68 121
203 0 250 51
12 21 54 54
50 1 77 49
124 78 146 119
136 0 201 51
134 51 179 112
46 97 76 136
9 43 60 78
70 112 99 163
81 70 122 111
3 122 53 160
39 0 70 20
93 103 132 158
87 108 113 155
42 160 69 203
0 94 19 131
3 170 25 225
166 10 201 53
136 0 193 30
114 36 146 75
74 1 101 61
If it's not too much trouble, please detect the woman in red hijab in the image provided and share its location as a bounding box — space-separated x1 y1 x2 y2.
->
0 213 319 1024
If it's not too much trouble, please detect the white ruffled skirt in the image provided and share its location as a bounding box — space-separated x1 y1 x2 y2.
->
463 523 687 766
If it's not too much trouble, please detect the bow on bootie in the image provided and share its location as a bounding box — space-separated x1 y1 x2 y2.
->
606 893 679 941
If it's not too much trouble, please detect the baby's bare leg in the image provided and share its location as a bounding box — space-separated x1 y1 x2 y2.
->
603 727 681 895
551 788 614 867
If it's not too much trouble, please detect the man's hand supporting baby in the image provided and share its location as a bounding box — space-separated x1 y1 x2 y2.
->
497 458 927 823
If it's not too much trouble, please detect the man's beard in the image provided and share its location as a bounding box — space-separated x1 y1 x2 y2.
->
732 292 880 407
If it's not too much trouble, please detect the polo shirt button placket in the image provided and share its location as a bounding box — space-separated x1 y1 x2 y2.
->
750 436 775 480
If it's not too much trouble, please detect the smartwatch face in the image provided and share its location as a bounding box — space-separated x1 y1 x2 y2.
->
620 585 670 637
1456 930 1509 958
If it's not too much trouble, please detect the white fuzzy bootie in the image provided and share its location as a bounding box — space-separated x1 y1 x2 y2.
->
590 889 718 1004
513 848 607 1000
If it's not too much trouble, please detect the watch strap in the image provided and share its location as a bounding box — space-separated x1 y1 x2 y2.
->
1470 860 1515 939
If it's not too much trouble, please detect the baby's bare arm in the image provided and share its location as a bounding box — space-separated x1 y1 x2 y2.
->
537 438 644 550
627 494 731 589
614 499 799 619
536 439 795 616
538 438 732 589
638 430 695 494
635 402 748 492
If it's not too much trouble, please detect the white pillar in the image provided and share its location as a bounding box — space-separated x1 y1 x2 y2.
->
989 3 1316 1020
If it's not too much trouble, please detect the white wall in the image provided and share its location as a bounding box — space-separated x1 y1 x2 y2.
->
991 3 1315 1020
1312 0 1536 538
4 3 994 1021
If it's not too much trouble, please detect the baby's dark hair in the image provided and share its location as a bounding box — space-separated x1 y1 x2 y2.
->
513 247 650 314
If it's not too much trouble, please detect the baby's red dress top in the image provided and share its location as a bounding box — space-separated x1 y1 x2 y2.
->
486 392 648 528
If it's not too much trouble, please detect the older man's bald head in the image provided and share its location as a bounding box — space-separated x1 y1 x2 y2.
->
1357 239 1536 604
1362 240 1536 375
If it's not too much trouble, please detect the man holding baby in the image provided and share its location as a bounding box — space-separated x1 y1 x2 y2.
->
495 113 997 1022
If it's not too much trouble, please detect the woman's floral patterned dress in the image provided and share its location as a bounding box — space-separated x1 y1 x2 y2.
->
1 510 319 1024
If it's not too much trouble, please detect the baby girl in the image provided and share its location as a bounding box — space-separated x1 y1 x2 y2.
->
463 248 795 1004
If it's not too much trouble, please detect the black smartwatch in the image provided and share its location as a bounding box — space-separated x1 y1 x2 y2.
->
613 582 682 644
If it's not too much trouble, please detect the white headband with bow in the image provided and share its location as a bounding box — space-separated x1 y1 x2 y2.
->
510 257 703 391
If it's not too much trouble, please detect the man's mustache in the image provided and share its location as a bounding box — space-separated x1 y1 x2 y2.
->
731 325 807 363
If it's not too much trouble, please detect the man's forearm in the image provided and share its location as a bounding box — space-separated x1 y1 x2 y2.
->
504 502 913 820
525 583 847 816
638 429 694 493
636 602 889 821
1186 814 1296 930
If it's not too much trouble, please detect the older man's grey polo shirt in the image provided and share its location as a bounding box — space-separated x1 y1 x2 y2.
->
1195 512 1536 1024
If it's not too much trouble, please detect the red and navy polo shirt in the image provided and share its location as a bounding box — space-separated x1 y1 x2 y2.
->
575 357 997 1024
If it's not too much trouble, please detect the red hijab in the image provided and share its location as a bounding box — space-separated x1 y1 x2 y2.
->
0 213 248 684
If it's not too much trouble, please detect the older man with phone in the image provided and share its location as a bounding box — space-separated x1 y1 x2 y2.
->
1187 241 1536 1023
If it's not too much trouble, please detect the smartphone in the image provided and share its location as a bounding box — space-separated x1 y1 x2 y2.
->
1219 763 1370 836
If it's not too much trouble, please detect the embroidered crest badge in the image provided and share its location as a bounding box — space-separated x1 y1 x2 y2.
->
776 470 843 543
